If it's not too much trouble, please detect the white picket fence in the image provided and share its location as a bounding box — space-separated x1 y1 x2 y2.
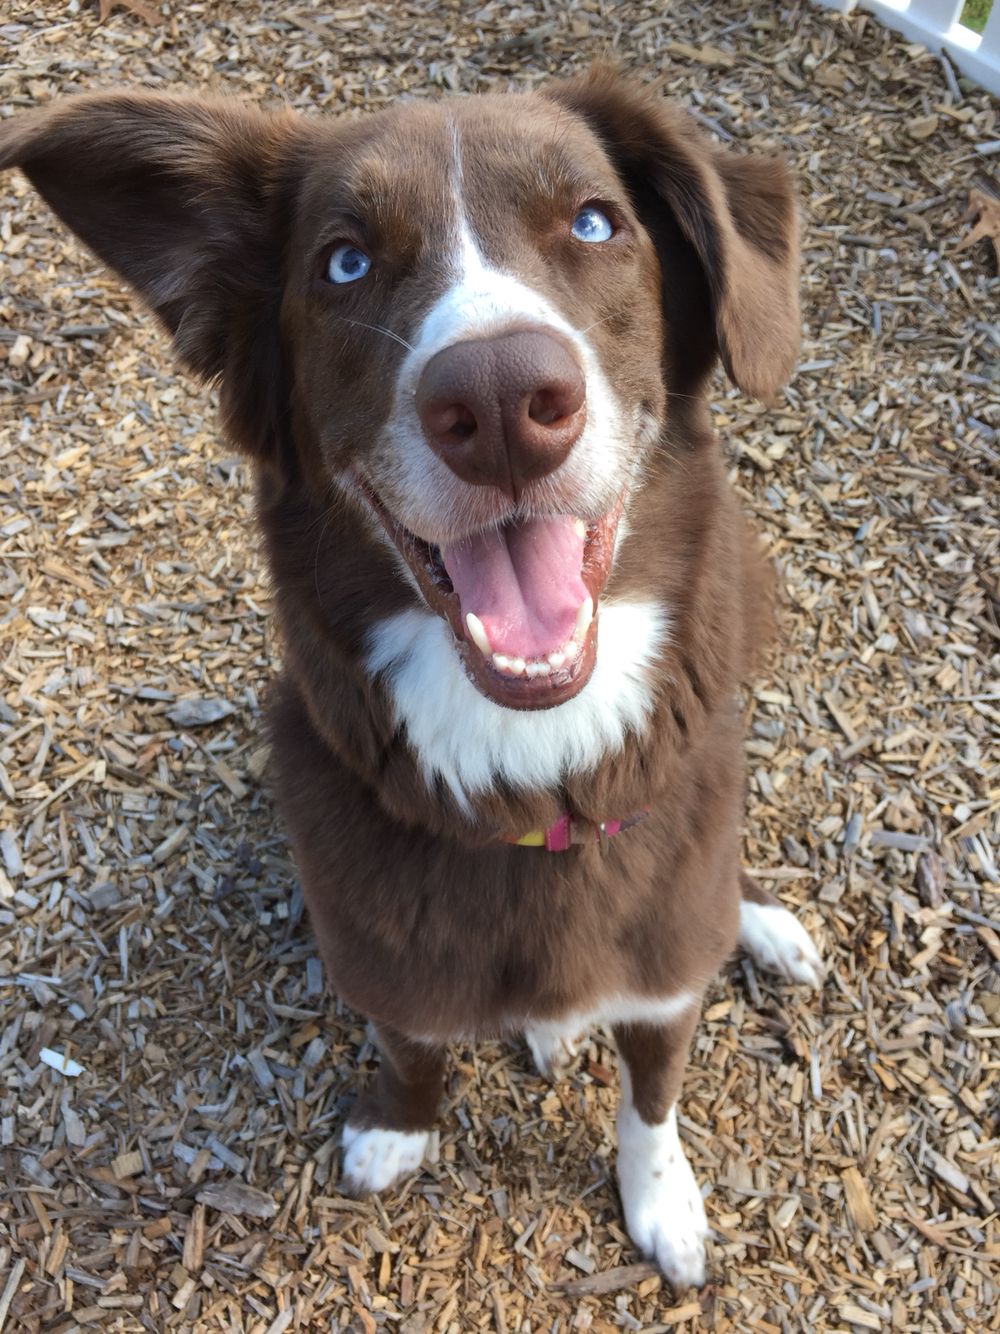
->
814 0 1000 95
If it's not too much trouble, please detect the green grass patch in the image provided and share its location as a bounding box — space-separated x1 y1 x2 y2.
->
960 0 992 34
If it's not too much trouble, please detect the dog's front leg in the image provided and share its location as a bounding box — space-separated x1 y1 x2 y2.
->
613 1008 709 1289
341 1024 446 1195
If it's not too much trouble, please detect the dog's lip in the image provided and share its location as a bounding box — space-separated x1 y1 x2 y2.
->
355 476 624 711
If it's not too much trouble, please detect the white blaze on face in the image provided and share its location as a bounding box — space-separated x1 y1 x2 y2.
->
365 118 668 784
379 118 636 546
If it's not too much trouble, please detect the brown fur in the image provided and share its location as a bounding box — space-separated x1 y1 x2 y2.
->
0 73 799 1147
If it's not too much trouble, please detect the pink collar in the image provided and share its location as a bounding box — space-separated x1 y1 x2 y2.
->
503 808 650 852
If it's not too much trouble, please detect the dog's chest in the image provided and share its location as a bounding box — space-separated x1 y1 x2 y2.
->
366 598 669 812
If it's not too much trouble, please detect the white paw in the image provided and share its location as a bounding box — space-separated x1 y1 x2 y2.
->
738 901 824 989
525 1024 583 1080
617 1105 709 1288
340 1123 429 1194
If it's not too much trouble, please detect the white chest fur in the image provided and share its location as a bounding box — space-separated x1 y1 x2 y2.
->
366 599 668 812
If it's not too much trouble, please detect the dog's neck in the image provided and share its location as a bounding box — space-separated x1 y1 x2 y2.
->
365 598 669 816
262 428 759 846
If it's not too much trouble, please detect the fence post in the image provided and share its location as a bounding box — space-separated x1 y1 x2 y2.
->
811 0 1000 96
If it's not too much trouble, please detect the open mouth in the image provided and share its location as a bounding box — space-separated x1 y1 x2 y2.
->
360 483 623 709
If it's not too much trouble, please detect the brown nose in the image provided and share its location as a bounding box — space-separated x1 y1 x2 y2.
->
416 329 586 499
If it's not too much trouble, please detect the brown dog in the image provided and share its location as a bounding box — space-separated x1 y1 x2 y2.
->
0 70 822 1286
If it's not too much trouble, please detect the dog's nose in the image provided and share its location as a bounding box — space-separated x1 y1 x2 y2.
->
416 329 586 499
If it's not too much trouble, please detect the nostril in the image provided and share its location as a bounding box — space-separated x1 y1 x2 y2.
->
528 380 586 429
424 401 477 446
417 331 585 495
528 390 562 427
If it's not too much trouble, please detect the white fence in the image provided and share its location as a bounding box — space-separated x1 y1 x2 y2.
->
814 0 1000 95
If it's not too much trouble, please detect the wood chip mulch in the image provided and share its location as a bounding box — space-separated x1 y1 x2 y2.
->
1 1 998 1330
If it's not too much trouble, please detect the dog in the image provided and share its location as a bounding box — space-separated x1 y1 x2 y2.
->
0 69 823 1286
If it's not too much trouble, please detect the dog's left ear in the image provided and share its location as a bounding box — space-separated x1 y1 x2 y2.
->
546 69 800 400
0 92 303 467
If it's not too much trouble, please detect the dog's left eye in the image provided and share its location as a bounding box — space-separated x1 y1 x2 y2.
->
571 207 614 243
326 243 372 284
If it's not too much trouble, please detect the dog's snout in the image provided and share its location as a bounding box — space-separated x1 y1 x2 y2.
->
416 330 586 499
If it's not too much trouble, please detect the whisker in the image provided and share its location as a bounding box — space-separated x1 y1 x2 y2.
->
578 313 615 337
337 317 415 353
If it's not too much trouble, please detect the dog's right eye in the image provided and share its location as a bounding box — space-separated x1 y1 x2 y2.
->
325 243 372 284
571 207 614 244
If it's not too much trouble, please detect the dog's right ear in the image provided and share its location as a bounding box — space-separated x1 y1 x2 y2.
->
0 92 303 466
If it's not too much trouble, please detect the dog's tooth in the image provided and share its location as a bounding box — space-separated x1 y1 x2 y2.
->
525 661 551 678
508 657 526 676
574 595 594 641
547 650 566 669
465 612 492 658
573 518 586 539
493 653 510 672
563 640 580 661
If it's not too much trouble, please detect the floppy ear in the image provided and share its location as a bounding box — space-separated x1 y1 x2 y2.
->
0 92 303 464
546 69 800 400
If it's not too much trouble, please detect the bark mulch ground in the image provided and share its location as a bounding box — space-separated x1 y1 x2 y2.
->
1 1 998 1330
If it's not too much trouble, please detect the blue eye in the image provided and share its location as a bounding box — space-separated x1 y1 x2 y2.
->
326 243 371 284
571 207 614 243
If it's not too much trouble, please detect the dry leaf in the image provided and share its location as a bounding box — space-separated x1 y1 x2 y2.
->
955 187 1000 265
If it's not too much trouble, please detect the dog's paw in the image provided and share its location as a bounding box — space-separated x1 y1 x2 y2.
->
617 1108 709 1288
340 1123 429 1195
738 901 824 989
525 1024 583 1081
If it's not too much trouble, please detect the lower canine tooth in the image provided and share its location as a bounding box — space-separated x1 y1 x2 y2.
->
465 612 492 658
547 651 566 668
563 640 580 661
574 595 594 641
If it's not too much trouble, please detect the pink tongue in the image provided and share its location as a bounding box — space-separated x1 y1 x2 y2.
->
442 515 587 660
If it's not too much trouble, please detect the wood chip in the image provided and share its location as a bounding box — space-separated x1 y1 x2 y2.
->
0 1259 26 1334
111 1150 143 1180
182 1202 206 1272
166 697 237 728
38 1049 84 1079
549 1262 659 1296
925 1150 970 1196
842 1166 877 1232
196 1180 277 1220
839 1304 882 1330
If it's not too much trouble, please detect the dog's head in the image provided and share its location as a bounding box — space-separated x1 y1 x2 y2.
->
0 71 799 711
